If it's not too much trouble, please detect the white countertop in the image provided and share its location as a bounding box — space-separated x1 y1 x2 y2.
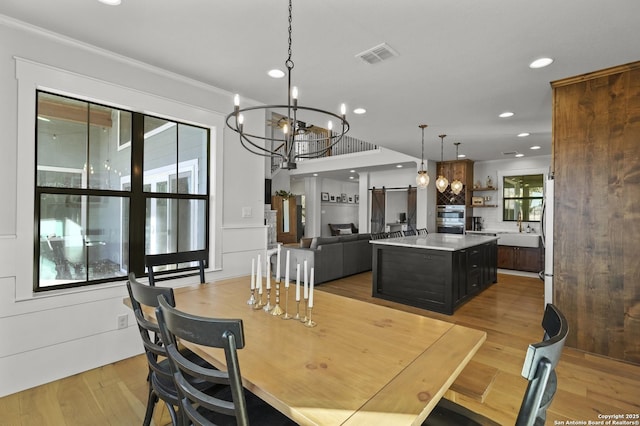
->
370 233 499 251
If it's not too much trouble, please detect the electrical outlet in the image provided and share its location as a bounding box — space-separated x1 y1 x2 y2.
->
117 314 128 329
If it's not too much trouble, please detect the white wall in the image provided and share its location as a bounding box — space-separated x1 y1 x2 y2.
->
0 17 267 396
472 156 551 233
318 178 359 236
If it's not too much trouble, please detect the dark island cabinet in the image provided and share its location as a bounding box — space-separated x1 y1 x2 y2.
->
373 240 498 315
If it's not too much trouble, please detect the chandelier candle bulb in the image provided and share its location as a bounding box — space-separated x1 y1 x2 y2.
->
341 103 346 116
234 94 240 108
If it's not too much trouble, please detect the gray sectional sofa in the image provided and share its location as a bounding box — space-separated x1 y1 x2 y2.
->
273 233 372 285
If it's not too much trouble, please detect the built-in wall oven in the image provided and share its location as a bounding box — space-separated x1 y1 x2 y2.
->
436 205 466 234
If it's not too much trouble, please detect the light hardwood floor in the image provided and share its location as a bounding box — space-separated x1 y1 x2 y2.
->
1 272 638 425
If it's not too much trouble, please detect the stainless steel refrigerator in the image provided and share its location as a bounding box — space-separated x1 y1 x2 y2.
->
541 174 554 306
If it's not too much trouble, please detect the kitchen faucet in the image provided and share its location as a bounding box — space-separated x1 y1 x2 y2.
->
517 211 523 233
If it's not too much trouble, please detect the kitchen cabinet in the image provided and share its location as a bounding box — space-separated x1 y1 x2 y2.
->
497 245 543 273
435 159 474 207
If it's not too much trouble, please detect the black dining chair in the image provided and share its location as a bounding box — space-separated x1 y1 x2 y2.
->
127 273 217 426
146 250 208 286
424 303 569 426
417 228 429 235
403 229 416 236
156 296 297 426
388 231 403 238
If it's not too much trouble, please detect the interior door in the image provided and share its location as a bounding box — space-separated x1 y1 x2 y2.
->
371 188 385 233
407 187 417 231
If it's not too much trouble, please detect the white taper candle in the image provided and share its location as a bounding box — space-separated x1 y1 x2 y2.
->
303 260 309 299
266 258 271 289
276 244 281 281
295 264 300 301
309 267 315 308
250 258 255 290
257 254 262 294
285 250 290 288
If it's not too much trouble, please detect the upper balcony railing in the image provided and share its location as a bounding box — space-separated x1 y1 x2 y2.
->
271 133 378 172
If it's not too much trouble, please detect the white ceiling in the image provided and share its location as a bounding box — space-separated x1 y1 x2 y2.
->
2 0 639 164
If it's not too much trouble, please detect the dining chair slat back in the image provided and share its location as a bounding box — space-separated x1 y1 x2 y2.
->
145 250 207 286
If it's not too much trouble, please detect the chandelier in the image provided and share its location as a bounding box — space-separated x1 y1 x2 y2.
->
225 0 349 170
435 134 449 193
450 142 463 195
416 124 430 189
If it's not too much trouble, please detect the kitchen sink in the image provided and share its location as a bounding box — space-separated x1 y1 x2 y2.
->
497 232 540 248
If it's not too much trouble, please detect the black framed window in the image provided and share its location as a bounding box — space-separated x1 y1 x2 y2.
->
35 91 210 291
502 174 543 222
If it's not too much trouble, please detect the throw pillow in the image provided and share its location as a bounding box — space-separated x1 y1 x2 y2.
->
339 228 352 235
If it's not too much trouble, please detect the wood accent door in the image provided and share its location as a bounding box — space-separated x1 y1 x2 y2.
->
272 195 298 244
371 188 386 233
407 187 417 231
552 61 640 363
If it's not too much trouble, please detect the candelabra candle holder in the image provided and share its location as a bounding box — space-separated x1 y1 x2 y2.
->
271 280 284 316
293 300 301 320
263 288 273 312
253 291 264 310
304 306 317 328
247 288 256 306
300 297 309 323
281 287 292 319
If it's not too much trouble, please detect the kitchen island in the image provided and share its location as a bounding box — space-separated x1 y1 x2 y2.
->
371 233 498 315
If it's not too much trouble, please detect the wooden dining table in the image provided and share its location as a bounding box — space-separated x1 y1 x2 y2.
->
146 277 486 426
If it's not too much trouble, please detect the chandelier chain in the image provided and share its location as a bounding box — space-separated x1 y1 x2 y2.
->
286 0 294 70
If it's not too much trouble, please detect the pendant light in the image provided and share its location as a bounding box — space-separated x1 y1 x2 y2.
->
435 134 449 193
450 142 464 195
416 124 430 189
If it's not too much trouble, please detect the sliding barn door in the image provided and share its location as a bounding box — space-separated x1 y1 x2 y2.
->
370 188 385 233
407 187 417 232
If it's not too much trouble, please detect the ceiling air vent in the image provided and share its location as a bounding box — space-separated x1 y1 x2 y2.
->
502 151 518 156
355 43 398 65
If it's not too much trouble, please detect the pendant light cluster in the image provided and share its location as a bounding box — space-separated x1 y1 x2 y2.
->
435 134 449 193
416 124 430 189
416 129 465 195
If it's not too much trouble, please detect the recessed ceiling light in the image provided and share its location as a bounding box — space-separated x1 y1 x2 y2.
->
312 173 318 177
98 0 121 5
349 176 355 180
499 112 515 118
517 132 530 137
529 58 554 69
396 164 403 168
350 169 356 173
353 108 366 115
267 69 285 78
530 145 541 150
515 153 525 158
457 154 466 158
